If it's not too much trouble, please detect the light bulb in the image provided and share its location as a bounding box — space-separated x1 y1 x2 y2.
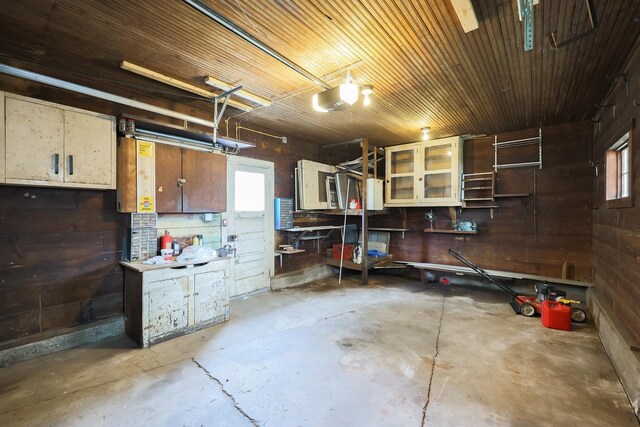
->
421 127 430 140
361 85 373 107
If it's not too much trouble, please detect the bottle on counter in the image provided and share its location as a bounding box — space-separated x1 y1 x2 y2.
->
193 235 199 246
172 240 180 255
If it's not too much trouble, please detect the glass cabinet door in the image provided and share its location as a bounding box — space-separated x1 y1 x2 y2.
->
422 141 455 202
387 148 416 202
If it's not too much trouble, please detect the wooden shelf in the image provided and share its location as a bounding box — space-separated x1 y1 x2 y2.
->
368 227 411 232
325 255 393 271
423 228 478 235
461 205 499 209
494 193 530 198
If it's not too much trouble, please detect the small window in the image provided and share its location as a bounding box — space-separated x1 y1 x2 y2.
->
234 171 265 212
606 126 633 208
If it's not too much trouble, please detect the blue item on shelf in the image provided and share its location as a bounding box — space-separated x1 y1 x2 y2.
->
367 249 386 258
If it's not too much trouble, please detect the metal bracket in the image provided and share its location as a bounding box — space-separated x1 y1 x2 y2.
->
518 0 535 51
547 0 598 49
212 85 242 146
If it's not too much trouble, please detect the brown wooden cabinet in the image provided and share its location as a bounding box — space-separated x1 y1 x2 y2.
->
155 144 227 213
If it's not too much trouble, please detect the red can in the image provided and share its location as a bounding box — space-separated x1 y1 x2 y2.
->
541 300 571 331
160 230 173 251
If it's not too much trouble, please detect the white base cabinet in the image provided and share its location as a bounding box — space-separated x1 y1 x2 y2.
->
122 259 230 347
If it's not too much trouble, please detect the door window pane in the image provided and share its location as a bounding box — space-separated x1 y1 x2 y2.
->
235 171 265 212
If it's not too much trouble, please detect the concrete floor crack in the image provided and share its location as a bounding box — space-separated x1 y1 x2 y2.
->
192 358 259 426
421 294 446 426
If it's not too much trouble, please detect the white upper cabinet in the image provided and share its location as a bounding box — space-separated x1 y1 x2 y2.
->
385 136 463 207
2 92 116 189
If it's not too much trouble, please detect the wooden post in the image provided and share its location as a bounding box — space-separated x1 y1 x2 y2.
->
361 138 369 285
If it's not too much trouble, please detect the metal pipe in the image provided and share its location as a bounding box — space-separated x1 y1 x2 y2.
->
0 63 216 128
237 125 286 143
183 0 331 90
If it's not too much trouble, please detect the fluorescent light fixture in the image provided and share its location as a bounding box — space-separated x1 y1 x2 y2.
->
361 85 373 106
312 73 362 112
204 76 271 107
421 127 431 140
120 61 253 112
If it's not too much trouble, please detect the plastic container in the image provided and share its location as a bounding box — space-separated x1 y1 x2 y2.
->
332 244 355 260
541 300 571 331
161 249 173 261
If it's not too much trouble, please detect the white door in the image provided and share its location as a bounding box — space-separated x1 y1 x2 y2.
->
226 156 274 297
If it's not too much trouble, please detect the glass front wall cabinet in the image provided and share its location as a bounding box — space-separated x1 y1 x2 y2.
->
385 143 419 204
385 136 463 207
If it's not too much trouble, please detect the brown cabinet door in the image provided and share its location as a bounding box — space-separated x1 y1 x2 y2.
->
182 150 227 213
155 144 183 213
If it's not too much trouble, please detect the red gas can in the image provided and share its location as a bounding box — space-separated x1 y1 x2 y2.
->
541 300 571 331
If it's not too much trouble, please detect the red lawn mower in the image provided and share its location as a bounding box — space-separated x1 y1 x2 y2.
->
449 250 587 323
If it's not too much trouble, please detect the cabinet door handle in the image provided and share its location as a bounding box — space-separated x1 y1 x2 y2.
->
177 178 186 187
68 155 74 175
53 154 59 174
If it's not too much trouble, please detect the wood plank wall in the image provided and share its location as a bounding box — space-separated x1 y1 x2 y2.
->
0 187 126 347
371 122 593 281
592 38 640 346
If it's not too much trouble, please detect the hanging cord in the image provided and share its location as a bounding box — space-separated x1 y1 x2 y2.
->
338 178 351 285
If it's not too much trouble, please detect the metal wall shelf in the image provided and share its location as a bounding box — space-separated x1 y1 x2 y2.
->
493 128 542 171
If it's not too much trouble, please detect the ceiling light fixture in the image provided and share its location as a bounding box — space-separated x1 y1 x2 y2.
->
361 85 374 106
421 127 431 140
312 71 361 112
340 72 359 105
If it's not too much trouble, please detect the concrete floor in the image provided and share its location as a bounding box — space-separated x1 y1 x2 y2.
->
0 274 637 427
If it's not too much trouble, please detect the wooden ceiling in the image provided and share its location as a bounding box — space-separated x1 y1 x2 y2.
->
1 0 639 146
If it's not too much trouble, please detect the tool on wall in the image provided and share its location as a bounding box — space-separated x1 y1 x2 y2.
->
547 0 598 49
